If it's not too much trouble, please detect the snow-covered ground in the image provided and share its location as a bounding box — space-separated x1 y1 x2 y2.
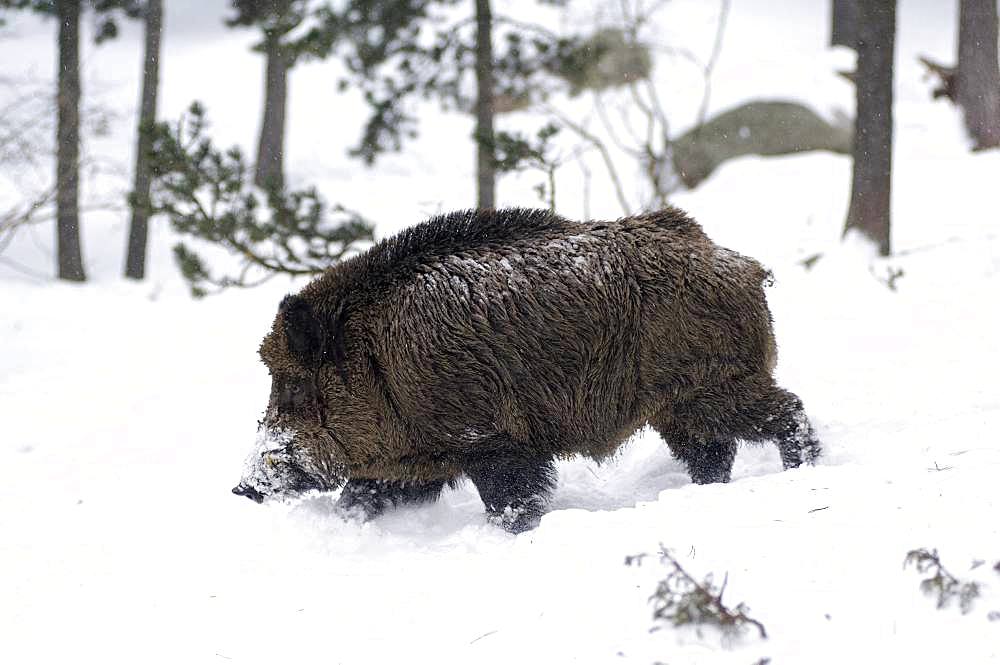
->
2 1 998 663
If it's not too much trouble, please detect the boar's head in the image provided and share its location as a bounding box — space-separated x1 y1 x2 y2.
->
232 294 349 503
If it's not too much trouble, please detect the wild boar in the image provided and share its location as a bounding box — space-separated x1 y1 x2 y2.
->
233 207 821 532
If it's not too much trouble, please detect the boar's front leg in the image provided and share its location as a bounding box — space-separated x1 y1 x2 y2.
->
335 478 446 521
463 441 557 534
660 431 738 485
650 406 738 484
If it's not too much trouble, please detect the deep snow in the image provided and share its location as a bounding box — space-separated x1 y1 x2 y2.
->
2 1 999 663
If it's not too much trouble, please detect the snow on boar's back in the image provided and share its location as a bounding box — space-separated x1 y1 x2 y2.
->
232 207 821 532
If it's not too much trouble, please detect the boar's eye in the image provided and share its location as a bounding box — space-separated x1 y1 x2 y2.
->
274 376 313 413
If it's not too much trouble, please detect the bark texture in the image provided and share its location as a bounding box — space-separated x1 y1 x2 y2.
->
844 1 895 256
831 0 858 49
474 0 495 209
254 35 290 190
956 0 1000 149
56 0 85 281
125 0 163 279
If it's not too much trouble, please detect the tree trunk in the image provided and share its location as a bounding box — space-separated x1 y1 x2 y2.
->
843 1 895 256
56 0 85 281
125 0 163 280
474 0 495 209
956 0 1000 149
254 35 289 190
831 0 858 49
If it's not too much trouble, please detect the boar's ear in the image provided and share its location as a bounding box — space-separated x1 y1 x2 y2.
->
280 295 321 366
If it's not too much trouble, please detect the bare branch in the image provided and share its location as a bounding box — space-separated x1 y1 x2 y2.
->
917 55 957 102
594 93 644 158
544 104 632 216
694 0 732 134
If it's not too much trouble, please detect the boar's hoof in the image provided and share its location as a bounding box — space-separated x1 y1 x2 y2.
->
486 499 547 534
334 478 447 522
465 450 557 534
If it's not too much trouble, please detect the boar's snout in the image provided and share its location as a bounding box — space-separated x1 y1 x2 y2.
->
232 483 264 503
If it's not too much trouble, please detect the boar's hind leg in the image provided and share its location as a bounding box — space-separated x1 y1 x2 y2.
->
736 386 822 470
707 381 821 470
335 478 446 521
658 383 821 477
463 446 557 534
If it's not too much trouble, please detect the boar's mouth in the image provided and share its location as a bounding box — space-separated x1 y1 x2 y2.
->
232 426 345 503
232 483 266 503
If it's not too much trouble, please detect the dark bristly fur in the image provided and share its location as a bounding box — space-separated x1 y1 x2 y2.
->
243 206 822 533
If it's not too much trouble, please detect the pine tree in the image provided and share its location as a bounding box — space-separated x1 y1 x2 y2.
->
830 0 857 50
843 0 895 256
956 0 1000 150
226 0 342 190
1 0 143 281
332 0 587 209
143 103 373 297
474 0 494 208
124 0 163 279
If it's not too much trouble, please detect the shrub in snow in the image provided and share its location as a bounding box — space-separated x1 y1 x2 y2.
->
548 27 653 97
232 206 822 533
626 548 767 642
904 548 982 615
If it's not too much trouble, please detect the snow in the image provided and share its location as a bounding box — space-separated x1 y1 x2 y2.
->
2 0 999 664
237 425 296 499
